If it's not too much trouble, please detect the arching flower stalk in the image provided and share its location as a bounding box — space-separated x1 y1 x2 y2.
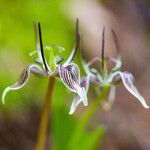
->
2 19 88 112
70 27 149 114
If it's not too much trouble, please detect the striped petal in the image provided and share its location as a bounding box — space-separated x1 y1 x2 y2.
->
2 64 44 104
119 71 149 109
59 63 88 106
69 76 90 114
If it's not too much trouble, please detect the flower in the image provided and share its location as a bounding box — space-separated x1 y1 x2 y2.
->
78 27 149 110
2 19 88 113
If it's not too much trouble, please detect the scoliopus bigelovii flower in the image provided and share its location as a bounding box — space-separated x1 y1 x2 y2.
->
70 27 149 114
2 19 88 113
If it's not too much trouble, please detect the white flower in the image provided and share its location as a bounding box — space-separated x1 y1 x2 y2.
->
2 19 88 113
81 28 149 109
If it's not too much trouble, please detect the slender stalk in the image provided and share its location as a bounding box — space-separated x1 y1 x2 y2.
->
35 75 55 150
101 27 105 72
69 86 110 148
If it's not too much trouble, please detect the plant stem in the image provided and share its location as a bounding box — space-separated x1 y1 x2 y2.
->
69 86 110 148
35 75 55 150
80 85 110 128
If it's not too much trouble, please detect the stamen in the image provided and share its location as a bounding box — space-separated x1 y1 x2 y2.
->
38 22 49 73
57 58 64 64
81 38 86 61
70 18 80 62
111 29 121 56
101 26 105 71
75 18 80 51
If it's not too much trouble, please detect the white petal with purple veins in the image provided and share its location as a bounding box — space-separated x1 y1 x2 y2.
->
69 76 90 114
59 63 88 108
119 71 149 109
59 63 80 91
2 64 44 104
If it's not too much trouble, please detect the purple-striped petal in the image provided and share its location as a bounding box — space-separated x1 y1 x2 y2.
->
2 64 44 104
119 71 149 109
69 76 90 114
59 63 88 106
59 63 80 91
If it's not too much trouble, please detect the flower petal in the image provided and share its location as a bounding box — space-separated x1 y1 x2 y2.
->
80 76 90 93
78 76 89 105
59 63 80 91
69 76 90 114
69 95 81 115
2 64 44 104
59 63 88 106
119 71 149 109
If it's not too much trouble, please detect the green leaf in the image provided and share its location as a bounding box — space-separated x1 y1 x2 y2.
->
81 126 105 150
68 86 109 150
67 125 105 150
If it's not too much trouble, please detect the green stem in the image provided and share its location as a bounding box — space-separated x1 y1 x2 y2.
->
35 75 55 150
80 85 109 128
69 86 109 148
